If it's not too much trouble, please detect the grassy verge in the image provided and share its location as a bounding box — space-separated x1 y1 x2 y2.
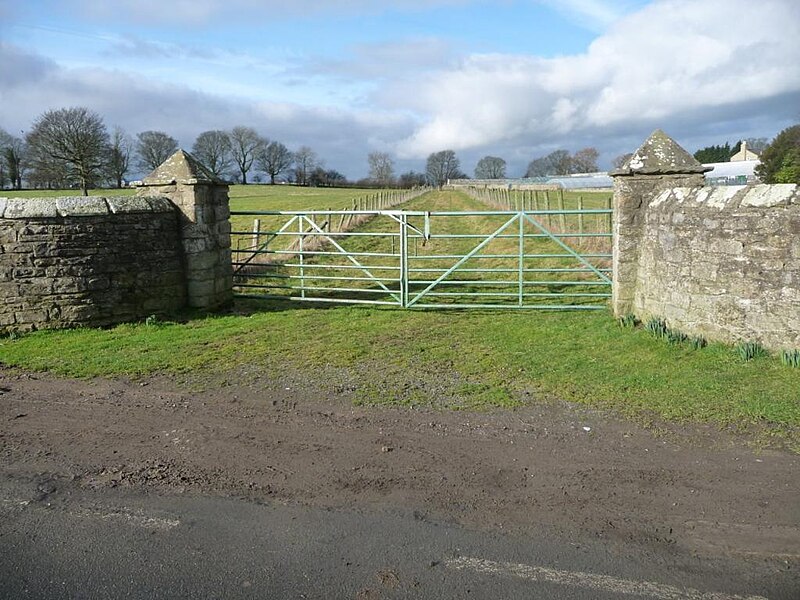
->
1 187 797 446
1 303 798 442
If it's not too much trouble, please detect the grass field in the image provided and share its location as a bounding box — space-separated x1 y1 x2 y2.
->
1 186 797 446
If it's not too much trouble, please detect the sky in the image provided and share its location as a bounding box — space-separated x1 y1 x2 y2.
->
1 0 799 180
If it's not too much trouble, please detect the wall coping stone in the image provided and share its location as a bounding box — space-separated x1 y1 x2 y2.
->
56 197 108 216
650 184 798 210
106 196 155 214
4 198 59 219
0 196 175 219
740 183 797 207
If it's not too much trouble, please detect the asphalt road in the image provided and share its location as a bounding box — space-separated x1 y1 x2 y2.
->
0 476 794 600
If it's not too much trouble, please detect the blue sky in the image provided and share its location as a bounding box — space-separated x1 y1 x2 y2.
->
1 0 799 179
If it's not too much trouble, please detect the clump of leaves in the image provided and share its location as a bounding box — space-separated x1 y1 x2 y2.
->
781 349 800 368
645 318 669 340
617 314 638 328
643 318 705 350
666 330 688 345
689 337 707 350
737 341 767 361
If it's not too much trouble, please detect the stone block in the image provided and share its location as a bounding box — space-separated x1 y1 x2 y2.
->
740 184 796 208
186 252 220 271
55 197 109 217
13 266 46 278
15 308 50 325
183 238 212 253
5 198 58 219
214 205 230 221
187 279 215 299
0 198 6 218
215 276 233 294
144 196 176 213
106 196 152 214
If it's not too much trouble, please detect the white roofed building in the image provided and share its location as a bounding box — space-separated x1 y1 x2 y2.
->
730 141 760 162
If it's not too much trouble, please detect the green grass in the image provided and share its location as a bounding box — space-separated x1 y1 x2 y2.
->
1 186 797 446
1 304 798 441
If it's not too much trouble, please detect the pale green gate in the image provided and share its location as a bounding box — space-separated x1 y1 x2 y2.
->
230 208 612 310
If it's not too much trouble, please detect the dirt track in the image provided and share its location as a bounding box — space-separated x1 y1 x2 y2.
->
1 365 798 568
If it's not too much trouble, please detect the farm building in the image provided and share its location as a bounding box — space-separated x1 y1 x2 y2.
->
730 141 760 162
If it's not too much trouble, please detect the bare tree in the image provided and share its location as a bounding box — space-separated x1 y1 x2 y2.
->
525 149 571 177
426 150 462 188
611 153 633 169
551 150 573 175
0 128 25 190
257 141 293 184
293 146 319 186
398 170 427 188
367 151 395 185
743 137 769 154
229 126 265 184
474 156 506 179
136 130 178 172
309 167 347 187
192 130 231 179
107 126 132 188
571 147 599 173
26 107 109 196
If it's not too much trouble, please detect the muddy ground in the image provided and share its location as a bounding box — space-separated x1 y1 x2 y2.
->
1 365 798 572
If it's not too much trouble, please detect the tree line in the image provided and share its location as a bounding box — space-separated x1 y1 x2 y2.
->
690 129 798 183
0 108 346 195
4 107 796 193
692 138 767 164
0 106 592 194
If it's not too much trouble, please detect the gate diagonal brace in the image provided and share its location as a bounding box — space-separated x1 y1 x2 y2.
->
407 213 519 307
300 216 401 302
522 213 611 284
233 215 299 276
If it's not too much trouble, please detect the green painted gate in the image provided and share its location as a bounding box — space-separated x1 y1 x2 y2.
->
230 208 612 309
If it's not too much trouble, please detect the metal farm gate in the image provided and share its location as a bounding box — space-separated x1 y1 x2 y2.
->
230 208 612 310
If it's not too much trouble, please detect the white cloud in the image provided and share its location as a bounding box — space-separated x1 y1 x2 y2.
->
395 0 800 158
0 43 415 178
298 37 459 81
3 0 799 178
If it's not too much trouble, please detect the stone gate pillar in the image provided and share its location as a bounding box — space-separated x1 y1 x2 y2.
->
136 150 233 310
608 130 711 317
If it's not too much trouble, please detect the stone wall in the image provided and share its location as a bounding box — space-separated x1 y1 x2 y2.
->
612 130 800 350
625 184 799 349
0 196 186 332
0 149 233 334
